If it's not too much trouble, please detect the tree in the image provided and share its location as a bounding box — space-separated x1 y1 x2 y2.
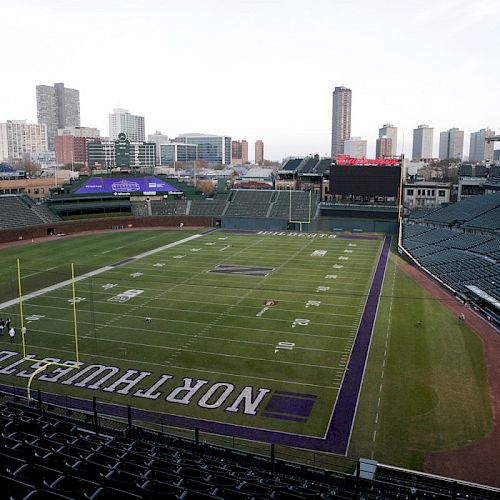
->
418 158 460 183
195 180 215 196
12 159 41 176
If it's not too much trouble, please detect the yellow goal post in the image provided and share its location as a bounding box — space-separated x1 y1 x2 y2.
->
17 259 81 400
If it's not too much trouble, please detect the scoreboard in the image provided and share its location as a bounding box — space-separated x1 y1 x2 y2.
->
329 157 401 197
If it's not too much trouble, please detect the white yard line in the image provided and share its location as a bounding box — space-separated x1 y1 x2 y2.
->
22 266 57 279
6 343 333 389
14 327 342 370
0 233 204 312
9 305 357 340
371 258 396 459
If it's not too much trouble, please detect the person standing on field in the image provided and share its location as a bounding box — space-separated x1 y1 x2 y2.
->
8 327 15 343
0 318 4 336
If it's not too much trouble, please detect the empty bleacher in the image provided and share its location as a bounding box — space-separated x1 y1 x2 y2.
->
402 194 500 304
189 198 228 216
150 199 188 216
130 200 149 217
31 203 62 224
280 158 303 171
463 206 500 232
224 189 275 218
269 190 314 221
0 195 60 229
415 192 500 226
0 393 497 500
404 227 462 246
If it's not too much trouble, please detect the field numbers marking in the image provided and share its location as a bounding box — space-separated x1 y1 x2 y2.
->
305 300 321 308
292 318 310 328
153 263 165 267
26 314 45 323
275 341 295 353
173 255 185 259
68 297 85 304
205 242 215 246
325 274 337 279
316 286 330 292
348 243 357 247
344 249 353 253
339 256 349 261
333 264 344 269
130 272 143 278
108 289 144 303
102 283 118 290
311 250 327 257
190 248 201 252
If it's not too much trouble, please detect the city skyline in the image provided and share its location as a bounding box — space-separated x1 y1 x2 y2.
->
0 0 499 161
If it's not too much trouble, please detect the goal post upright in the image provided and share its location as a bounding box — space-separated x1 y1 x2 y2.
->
16 259 82 400
289 190 312 228
17 258 26 358
71 263 80 365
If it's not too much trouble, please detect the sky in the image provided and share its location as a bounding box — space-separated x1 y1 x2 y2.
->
1 0 499 162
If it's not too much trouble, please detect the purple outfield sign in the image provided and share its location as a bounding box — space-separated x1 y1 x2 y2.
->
75 177 179 195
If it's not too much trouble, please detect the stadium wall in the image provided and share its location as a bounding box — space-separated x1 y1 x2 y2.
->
0 215 212 244
311 217 398 233
221 217 289 231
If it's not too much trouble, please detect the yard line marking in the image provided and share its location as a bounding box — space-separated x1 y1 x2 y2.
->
13 343 334 389
12 304 358 340
371 257 396 459
23 266 57 279
0 232 205 311
165 235 321 367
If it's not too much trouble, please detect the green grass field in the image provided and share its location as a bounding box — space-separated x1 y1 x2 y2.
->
0 229 491 471
0 229 382 439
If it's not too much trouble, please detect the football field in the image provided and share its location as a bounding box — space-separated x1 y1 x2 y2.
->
0 229 386 453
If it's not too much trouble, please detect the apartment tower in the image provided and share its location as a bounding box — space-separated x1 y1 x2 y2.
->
36 82 80 150
331 86 352 157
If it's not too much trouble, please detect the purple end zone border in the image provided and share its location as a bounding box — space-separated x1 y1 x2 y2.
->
0 234 391 455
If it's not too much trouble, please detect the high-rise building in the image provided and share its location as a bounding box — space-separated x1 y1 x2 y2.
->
0 120 48 161
55 136 89 165
148 131 170 164
438 128 464 160
331 86 352 157
469 128 495 163
58 126 100 138
378 124 397 156
343 137 367 158
109 109 145 142
160 143 198 165
231 140 249 165
87 133 155 170
175 134 231 165
36 83 80 150
241 140 249 164
55 126 100 166
412 124 434 160
255 140 264 165
376 137 392 159
232 141 242 161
